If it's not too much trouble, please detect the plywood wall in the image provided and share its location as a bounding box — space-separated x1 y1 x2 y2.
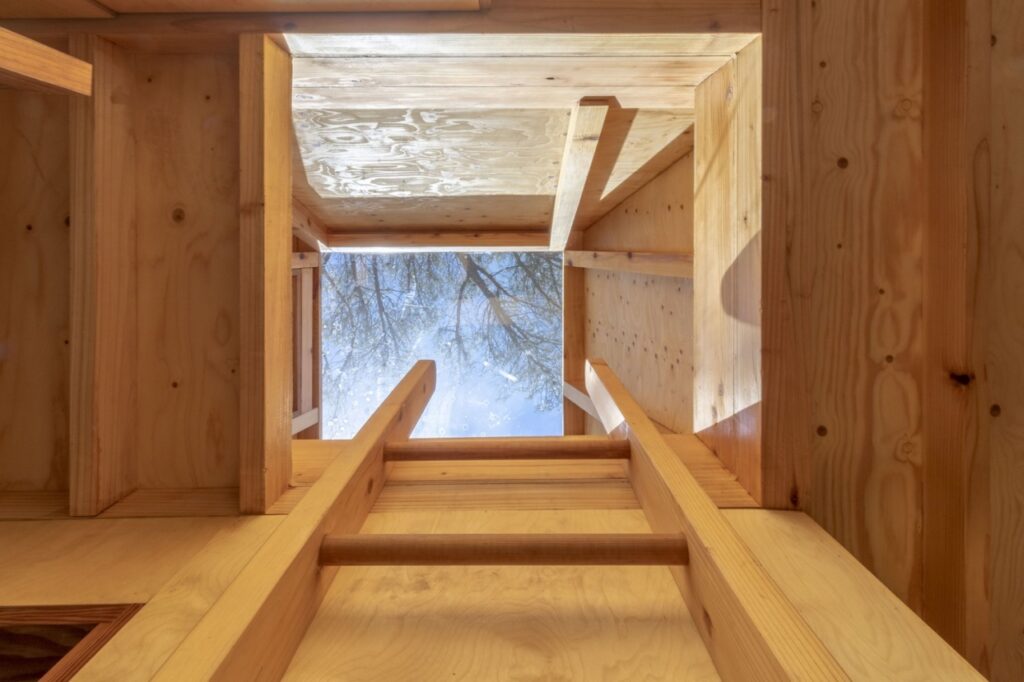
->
0 89 70 491
582 155 694 433
133 52 241 489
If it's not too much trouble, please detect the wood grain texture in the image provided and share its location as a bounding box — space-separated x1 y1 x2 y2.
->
325 229 549 250
68 35 137 517
0 492 68 519
584 272 692 434
550 98 609 250
562 263 586 434
921 0 992 668
239 34 293 513
154 362 435 682
386 458 629 484
693 45 764 505
134 52 241 489
566 250 694 279
384 436 629 461
0 85 69 492
761 0 927 607
582 152 693 252
664 434 757 509
727 510 983 681
0 1 111 20
75 516 281 681
96 488 240 518
0 27 91 95
40 604 141 682
586 360 847 681
0 518 234 606
294 108 568 198
320 533 690 566
1 3 762 40
101 0 481 12
284 508 720 681
286 33 757 58
375 479 639 512
989 1 1024 678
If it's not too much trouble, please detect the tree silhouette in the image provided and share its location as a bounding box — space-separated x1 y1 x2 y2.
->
321 251 563 437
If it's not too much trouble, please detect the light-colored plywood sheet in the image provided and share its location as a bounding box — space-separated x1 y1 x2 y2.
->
0 88 69 492
75 516 281 682
0 517 237 606
283 507 720 681
286 33 757 59
583 153 694 252
133 52 241 489
295 108 568 199
584 270 693 434
726 510 983 680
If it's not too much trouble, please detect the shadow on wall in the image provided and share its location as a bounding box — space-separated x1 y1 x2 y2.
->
720 230 761 326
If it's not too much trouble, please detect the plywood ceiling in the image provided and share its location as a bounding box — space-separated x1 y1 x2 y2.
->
290 35 721 235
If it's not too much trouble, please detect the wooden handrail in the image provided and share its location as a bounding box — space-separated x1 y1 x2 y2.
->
320 533 689 566
586 359 848 681
383 436 629 461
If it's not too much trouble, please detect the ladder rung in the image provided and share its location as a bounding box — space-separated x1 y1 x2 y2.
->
383 436 630 462
319 533 688 566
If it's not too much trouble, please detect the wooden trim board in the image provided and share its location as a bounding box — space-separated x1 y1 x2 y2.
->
0 27 91 94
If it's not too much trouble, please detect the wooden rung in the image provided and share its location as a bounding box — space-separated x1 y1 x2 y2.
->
383 436 630 462
319 533 689 566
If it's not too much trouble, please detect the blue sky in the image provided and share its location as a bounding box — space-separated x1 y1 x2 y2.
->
319 252 563 439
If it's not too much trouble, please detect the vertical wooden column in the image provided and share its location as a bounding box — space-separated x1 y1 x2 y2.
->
922 0 991 667
563 264 586 434
692 41 771 506
68 35 137 517
239 34 293 514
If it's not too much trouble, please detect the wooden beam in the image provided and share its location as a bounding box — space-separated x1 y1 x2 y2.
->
291 252 320 269
292 199 328 250
693 42 768 506
550 98 611 251
239 33 293 514
154 361 436 682
383 436 629 462
0 1 113 19
97 0 483 11
320 533 689 566
563 264 586 433
566 250 694 279
291 408 319 436
563 380 599 421
585 359 847 681
68 35 137 517
326 230 549 251
0 27 91 94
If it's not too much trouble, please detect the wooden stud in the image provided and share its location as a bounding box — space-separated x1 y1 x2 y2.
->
565 250 694 279
0 27 91 95
550 98 611 251
563 263 586 433
586 359 847 681
68 35 137 517
383 436 630 462
239 33 293 514
154 361 436 682
319 533 689 566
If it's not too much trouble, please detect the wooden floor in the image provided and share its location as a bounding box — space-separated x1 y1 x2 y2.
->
284 475 719 681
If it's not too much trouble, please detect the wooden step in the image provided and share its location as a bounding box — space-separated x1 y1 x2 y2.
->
383 435 630 461
319 533 689 566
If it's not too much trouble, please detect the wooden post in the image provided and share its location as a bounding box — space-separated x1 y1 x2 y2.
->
563 263 586 434
239 33 293 513
68 35 137 517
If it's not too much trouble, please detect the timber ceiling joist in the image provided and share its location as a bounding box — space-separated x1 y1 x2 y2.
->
0 0 485 19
